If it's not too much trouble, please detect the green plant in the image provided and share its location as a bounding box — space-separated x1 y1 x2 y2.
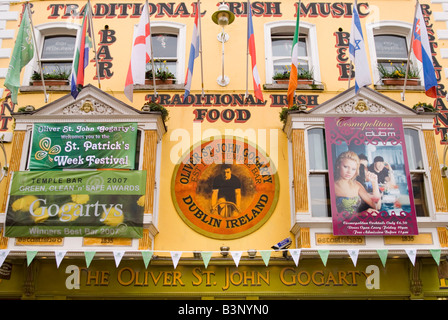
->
273 67 313 80
31 66 70 81
378 62 419 79
412 102 435 112
145 60 176 80
279 104 301 124
142 101 169 122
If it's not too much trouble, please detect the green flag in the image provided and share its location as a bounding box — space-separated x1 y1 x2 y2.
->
4 5 34 104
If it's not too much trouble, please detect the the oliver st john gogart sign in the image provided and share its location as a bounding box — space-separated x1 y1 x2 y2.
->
29 122 138 170
172 138 279 239
5 170 146 238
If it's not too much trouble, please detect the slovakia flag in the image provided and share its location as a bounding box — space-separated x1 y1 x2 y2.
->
413 3 438 98
183 4 200 102
247 1 263 102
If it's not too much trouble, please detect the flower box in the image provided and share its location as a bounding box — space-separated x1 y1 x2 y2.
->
275 79 314 85
382 78 419 86
145 78 175 85
31 79 69 86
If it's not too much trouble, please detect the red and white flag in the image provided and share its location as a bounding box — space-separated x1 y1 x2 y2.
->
247 0 263 102
124 2 152 102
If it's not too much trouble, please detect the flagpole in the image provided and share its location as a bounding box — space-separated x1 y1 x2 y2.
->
26 2 48 102
245 0 250 101
198 0 204 99
401 0 419 101
146 0 157 98
87 0 101 89
348 0 355 90
294 0 301 104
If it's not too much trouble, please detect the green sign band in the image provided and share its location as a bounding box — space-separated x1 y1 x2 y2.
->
6 170 146 238
29 123 138 170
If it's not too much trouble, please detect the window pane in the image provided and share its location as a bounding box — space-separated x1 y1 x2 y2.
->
374 35 407 60
272 37 306 57
404 129 424 170
411 173 429 217
152 34 177 58
308 128 327 170
273 59 309 75
41 62 72 76
309 174 330 217
42 36 76 60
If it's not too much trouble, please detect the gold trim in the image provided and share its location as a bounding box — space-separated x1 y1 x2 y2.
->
138 229 152 250
423 130 448 212
291 130 309 212
298 227 311 248
142 131 157 214
437 227 448 247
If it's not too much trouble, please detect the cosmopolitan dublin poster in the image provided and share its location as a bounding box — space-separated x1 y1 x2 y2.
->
324 117 418 236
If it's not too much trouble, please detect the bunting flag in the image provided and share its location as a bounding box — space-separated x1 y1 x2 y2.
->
124 1 152 102
377 249 388 267
170 251 182 269
141 250 153 268
113 251 125 267
0 250 10 267
70 3 93 99
247 0 263 102
4 4 34 104
54 250 67 268
289 249 301 266
405 249 417 266
286 4 301 107
183 1 200 102
231 251 243 267
349 0 371 93
201 252 212 269
430 249 441 265
318 249 330 266
26 250 38 266
84 251 96 268
347 249 359 267
260 250 271 266
412 1 437 98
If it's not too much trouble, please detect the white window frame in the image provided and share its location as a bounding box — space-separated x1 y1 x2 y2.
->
264 20 320 84
147 21 186 84
23 22 80 86
366 20 424 86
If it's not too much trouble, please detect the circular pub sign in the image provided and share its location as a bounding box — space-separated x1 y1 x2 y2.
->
171 138 279 239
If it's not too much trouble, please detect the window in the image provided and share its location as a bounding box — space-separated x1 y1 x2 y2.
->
366 21 419 85
264 21 320 84
144 22 186 84
307 128 330 217
404 128 430 217
40 35 76 76
23 22 80 86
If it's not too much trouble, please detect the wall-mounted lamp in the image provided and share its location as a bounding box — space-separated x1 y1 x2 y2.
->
212 2 235 87
220 246 230 257
247 249 257 259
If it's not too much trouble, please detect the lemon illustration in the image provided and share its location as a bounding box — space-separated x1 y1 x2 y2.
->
71 194 89 204
32 207 49 223
101 207 124 226
58 202 80 222
137 195 145 207
11 195 39 212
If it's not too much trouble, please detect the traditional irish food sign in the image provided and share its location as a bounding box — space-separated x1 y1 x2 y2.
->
29 123 138 170
5 170 146 238
171 138 279 239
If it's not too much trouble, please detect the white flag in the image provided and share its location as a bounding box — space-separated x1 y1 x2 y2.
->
170 251 182 269
349 0 371 93
113 251 126 267
289 249 301 267
347 249 359 267
54 250 67 268
0 250 10 267
231 251 243 267
124 2 152 101
405 249 417 266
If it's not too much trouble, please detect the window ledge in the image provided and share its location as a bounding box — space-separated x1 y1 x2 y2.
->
20 85 71 92
374 84 425 92
263 83 324 91
134 84 184 91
